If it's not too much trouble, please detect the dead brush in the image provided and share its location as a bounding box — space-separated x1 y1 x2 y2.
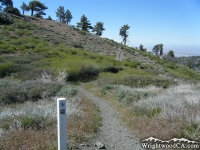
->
9 114 23 131
35 69 68 83
0 95 101 149
128 84 200 141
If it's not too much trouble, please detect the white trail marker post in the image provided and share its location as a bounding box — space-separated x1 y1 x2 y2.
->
57 98 67 150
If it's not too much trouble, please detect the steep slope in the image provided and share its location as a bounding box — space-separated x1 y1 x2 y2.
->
10 15 174 79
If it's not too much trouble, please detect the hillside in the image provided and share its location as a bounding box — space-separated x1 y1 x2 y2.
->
1 14 200 81
0 14 200 149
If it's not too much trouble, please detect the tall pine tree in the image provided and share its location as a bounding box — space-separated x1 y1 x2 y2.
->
76 14 93 32
20 2 27 15
56 6 65 22
64 9 72 25
119 24 130 45
92 22 105 36
27 1 48 16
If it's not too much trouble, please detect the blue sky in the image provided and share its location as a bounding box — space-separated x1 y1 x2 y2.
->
13 0 200 56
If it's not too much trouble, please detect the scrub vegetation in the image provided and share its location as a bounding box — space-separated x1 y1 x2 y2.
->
0 13 200 148
85 82 200 143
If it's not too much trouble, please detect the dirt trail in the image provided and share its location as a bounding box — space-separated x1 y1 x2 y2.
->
77 85 143 150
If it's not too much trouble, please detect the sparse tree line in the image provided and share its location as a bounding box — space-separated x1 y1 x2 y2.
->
0 0 128 39
0 0 175 57
136 43 175 58
152 44 175 58
0 0 106 36
0 0 47 17
56 7 105 36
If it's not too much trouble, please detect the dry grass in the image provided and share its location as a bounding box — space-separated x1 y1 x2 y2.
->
130 84 200 142
84 82 200 143
133 84 200 122
67 94 101 145
35 70 68 83
122 107 185 140
0 89 101 149
0 128 57 150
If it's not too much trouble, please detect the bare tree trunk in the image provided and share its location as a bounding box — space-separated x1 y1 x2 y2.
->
31 9 33 16
124 38 126 46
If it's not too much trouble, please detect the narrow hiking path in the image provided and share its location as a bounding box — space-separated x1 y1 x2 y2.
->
77 84 143 150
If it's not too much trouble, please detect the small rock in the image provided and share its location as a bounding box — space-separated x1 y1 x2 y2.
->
95 141 106 149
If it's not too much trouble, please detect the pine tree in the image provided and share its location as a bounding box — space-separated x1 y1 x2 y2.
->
56 6 65 22
0 0 13 11
92 22 105 36
119 24 130 45
64 9 72 25
167 50 175 58
159 44 163 56
76 14 93 32
152 44 160 55
152 44 164 56
20 2 27 15
46 15 52 20
27 1 48 16
0 0 13 7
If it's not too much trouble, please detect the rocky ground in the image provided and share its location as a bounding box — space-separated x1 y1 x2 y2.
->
77 85 143 150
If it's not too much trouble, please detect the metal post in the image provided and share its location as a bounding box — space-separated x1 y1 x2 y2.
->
57 98 67 150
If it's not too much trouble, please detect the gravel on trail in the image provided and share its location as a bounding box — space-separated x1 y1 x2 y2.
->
77 85 143 150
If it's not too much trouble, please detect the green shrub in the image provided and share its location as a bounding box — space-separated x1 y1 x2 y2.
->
101 85 113 95
0 12 13 24
13 22 32 29
0 43 9 49
0 79 19 88
0 54 46 78
166 62 177 69
70 50 78 55
113 85 156 104
115 90 126 101
68 64 100 81
78 30 86 35
0 82 62 105
111 76 176 88
125 91 155 104
20 69 55 81
102 66 123 73
74 44 83 48
122 60 140 68
133 106 162 118
56 84 78 98
0 62 12 77
3 7 21 16
16 30 31 36
21 115 51 130
178 122 199 140
140 64 153 69
167 65 200 80
79 64 100 77
147 107 162 118
33 42 50 52
1 30 10 36
0 48 14 54
21 117 35 129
